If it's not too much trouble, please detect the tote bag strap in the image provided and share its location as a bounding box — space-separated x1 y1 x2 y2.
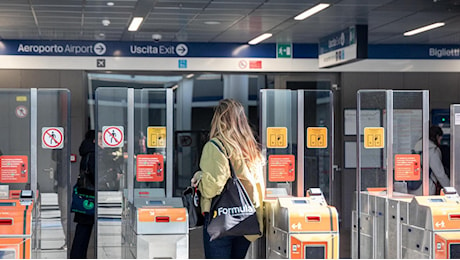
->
210 139 236 179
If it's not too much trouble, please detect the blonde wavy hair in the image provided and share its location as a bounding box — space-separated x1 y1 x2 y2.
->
210 99 262 170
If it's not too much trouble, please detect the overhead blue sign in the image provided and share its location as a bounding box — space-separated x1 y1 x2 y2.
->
369 45 460 59
0 40 318 58
2 40 460 60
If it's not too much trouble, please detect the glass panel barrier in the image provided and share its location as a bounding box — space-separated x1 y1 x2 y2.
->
451 104 460 192
353 89 429 259
95 87 183 259
258 89 338 259
0 88 71 259
300 90 334 202
260 89 298 196
95 87 128 259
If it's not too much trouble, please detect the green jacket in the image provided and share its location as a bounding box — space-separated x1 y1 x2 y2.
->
196 138 265 242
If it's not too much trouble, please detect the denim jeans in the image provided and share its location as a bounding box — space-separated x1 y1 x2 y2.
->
203 213 251 259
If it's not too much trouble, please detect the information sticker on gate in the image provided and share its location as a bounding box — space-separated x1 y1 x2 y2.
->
42 127 64 149
0 155 28 183
364 127 385 148
147 126 166 148
394 154 421 181
306 127 328 148
136 154 164 182
268 155 295 182
102 126 124 148
267 127 288 148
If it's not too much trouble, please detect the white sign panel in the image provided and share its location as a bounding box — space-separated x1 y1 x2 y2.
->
102 126 124 148
319 44 357 68
42 127 64 149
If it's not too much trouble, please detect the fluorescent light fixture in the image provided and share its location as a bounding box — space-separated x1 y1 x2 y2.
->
204 21 221 25
294 3 330 20
186 74 195 79
403 22 445 36
248 33 272 45
128 17 144 31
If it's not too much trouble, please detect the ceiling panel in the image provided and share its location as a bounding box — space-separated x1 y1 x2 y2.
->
0 0 459 44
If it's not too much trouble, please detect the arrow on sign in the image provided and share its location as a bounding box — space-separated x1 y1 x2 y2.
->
291 222 302 230
435 221 445 228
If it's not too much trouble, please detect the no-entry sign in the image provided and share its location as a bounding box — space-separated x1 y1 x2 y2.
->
42 127 64 149
102 126 124 148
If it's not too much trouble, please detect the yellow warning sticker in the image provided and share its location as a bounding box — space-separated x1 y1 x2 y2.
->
306 127 327 148
16 96 27 102
364 127 384 148
267 127 288 148
147 126 166 148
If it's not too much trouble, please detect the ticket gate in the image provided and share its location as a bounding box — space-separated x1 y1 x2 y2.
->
122 190 188 258
0 89 71 259
265 188 339 259
95 87 188 259
401 188 460 258
353 189 414 258
257 89 339 259
0 195 33 259
352 90 429 259
352 90 460 259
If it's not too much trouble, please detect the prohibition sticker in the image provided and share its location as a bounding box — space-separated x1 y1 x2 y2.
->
15 105 28 118
42 127 64 149
102 126 124 148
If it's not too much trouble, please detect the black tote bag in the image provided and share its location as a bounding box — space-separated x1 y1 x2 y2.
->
182 185 204 228
206 140 261 241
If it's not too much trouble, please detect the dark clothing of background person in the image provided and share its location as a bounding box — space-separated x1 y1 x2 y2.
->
70 130 95 259
97 147 123 191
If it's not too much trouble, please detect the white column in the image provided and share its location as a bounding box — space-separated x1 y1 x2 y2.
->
223 74 249 114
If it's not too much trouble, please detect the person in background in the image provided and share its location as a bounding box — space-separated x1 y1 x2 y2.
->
412 125 450 195
70 130 95 259
191 99 265 259
97 131 123 191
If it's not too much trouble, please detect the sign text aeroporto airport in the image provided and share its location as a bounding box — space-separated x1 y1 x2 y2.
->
17 42 107 55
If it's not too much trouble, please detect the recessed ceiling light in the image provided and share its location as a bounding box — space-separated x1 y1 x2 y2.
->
403 22 445 36
248 33 272 45
128 17 144 31
102 19 111 26
204 21 221 25
294 3 330 20
107 2 114 6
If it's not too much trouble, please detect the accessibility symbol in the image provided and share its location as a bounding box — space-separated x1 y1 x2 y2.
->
42 127 64 149
102 126 124 148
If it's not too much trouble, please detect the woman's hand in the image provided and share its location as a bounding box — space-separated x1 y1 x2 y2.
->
191 171 202 187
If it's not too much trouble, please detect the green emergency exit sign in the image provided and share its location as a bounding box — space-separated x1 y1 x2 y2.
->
277 43 292 58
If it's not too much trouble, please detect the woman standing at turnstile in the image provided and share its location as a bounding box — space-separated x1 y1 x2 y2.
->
411 125 450 195
191 99 265 259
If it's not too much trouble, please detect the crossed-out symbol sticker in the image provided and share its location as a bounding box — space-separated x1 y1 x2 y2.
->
42 127 64 149
102 126 124 148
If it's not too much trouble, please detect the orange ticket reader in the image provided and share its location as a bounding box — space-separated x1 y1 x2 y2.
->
401 188 460 258
265 188 339 259
0 191 34 259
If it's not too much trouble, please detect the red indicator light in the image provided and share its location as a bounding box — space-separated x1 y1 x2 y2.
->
156 216 170 222
0 219 13 225
306 216 321 222
449 214 460 220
